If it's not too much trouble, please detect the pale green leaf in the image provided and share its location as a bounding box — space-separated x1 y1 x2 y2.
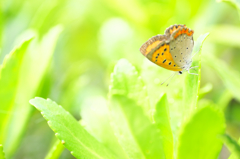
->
177 106 225 159
109 59 150 114
30 97 116 159
183 33 209 118
109 95 166 159
6 26 63 156
80 96 128 158
0 38 32 143
154 94 173 159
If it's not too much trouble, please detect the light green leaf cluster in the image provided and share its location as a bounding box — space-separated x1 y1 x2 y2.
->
29 33 227 159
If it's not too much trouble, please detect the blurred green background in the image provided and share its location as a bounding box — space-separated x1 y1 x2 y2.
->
1 0 240 158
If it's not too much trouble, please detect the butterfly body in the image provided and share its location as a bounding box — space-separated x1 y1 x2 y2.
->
140 24 194 74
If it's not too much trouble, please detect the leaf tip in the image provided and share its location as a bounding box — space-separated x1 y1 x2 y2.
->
29 97 45 105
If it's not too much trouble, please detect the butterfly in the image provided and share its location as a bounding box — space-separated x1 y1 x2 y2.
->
140 24 197 85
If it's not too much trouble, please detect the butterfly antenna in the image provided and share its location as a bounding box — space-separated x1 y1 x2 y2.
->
161 72 177 86
166 73 177 86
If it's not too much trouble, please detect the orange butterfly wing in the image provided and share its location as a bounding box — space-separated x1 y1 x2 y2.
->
140 35 182 71
165 24 186 36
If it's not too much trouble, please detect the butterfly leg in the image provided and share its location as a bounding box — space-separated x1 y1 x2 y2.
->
190 66 199 71
188 70 198 75
190 66 199 68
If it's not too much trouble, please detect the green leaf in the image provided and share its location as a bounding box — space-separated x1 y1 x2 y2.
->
203 54 240 102
29 97 116 159
0 145 6 159
45 140 64 159
109 95 166 159
109 59 150 114
154 94 173 159
220 134 240 159
80 96 128 158
6 26 63 157
183 33 209 118
217 0 240 19
0 38 32 143
177 105 226 159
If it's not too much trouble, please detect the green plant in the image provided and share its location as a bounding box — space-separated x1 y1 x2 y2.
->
21 33 234 159
1 0 240 158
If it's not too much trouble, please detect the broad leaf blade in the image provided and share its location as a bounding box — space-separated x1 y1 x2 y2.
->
109 95 166 159
177 105 225 159
30 97 116 159
220 134 240 159
183 33 209 118
0 38 32 143
109 59 150 114
154 94 173 159
80 96 128 158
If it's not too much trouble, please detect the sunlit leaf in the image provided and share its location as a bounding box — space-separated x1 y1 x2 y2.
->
183 33 209 118
109 59 150 114
177 105 225 159
6 26 63 156
0 38 32 143
109 95 166 159
80 96 128 158
154 94 173 159
30 97 117 159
